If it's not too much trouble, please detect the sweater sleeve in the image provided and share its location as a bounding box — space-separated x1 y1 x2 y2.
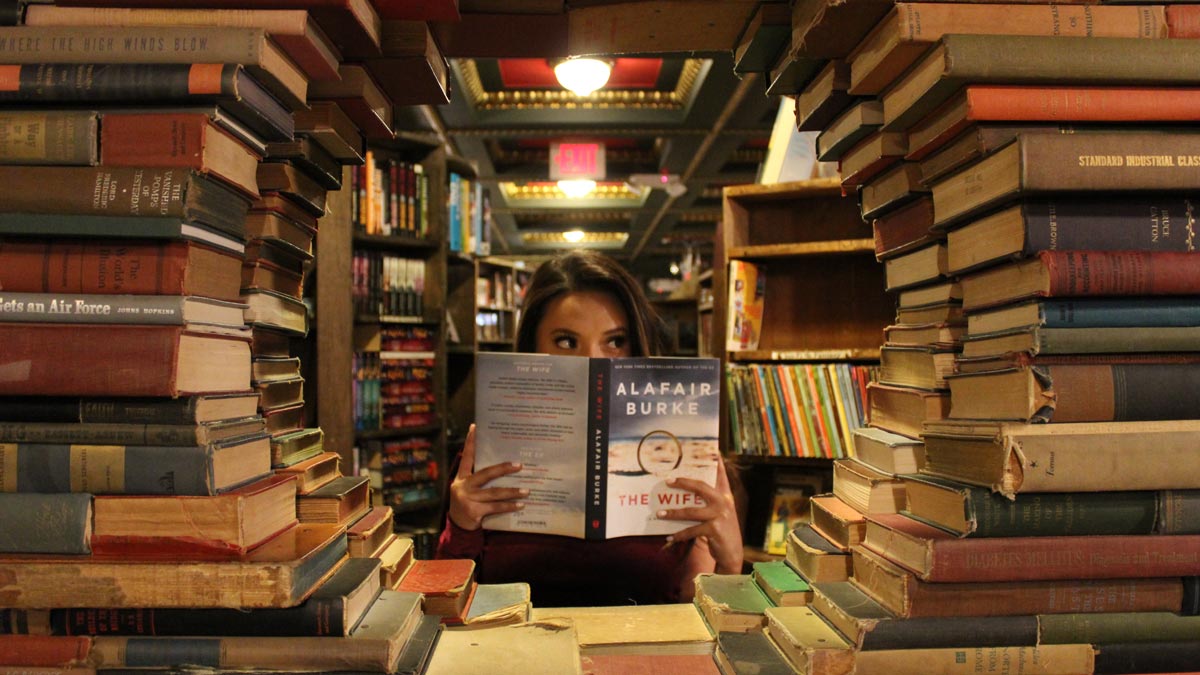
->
435 515 485 561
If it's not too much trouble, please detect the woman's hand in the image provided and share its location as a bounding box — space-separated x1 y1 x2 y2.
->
448 424 528 531
658 454 744 574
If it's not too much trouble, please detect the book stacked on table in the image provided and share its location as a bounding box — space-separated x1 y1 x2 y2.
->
744 2 1200 673
0 7 438 674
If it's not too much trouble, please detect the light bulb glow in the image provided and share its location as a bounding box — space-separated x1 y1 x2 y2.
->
556 179 596 198
563 229 586 243
553 58 612 96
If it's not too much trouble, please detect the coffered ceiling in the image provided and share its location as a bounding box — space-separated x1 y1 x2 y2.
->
400 1 781 277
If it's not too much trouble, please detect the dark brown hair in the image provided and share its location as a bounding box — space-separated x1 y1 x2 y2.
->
515 250 663 356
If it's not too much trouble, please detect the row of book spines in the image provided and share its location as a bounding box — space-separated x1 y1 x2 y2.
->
351 252 425 317
447 171 487 255
351 153 427 238
351 354 434 431
477 271 515 308
727 363 875 459
475 311 510 343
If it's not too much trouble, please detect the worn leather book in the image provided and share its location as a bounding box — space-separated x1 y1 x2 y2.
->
0 26 306 110
0 324 250 397
0 239 243 303
276 450 339 495
851 546 1189 618
368 20 450 106
0 493 92 555
0 523 347 609
293 100 364 163
763 605 854 674
0 110 97 165
0 392 259 425
850 4 1165 95
396 559 475 619
101 112 261 200
693 573 772 634
863 512 1200 582
869 195 935 258
752 560 813 607
296 475 370 526
922 419 1200 497
865 382 950 440
787 524 853 584
25 5 341 81
530 603 712 655
309 65 394 141
931 131 1200 226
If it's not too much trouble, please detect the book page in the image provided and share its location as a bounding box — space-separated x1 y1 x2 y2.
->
604 358 721 538
475 353 590 538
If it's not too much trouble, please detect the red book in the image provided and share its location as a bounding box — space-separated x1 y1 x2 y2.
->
864 513 1200 583
0 324 251 397
0 636 91 666
0 239 243 303
872 196 937 261
396 558 475 619
101 112 261 200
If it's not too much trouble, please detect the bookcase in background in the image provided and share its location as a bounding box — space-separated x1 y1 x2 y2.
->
316 138 454 532
652 295 701 357
697 268 715 358
714 178 893 563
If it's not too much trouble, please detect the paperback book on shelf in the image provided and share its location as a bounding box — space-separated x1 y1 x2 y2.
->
474 353 720 540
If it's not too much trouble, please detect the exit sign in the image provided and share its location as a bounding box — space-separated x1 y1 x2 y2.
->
550 142 605 181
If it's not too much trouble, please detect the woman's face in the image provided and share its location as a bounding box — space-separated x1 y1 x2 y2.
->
535 290 633 358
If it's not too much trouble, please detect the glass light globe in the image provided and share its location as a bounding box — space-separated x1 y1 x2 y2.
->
563 229 586 243
557 179 596 198
554 58 612 96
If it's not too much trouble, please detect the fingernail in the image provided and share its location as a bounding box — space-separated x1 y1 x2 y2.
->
515 502 525 509
656 510 667 518
666 478 677 486
510 462 522 469
519 488 530 496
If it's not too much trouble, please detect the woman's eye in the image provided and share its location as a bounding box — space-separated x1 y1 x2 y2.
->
554 336 577 350
607 336 627 350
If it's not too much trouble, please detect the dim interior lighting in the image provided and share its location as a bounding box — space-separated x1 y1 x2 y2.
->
553 57 613 96
563 229 586 243
556 179 597 198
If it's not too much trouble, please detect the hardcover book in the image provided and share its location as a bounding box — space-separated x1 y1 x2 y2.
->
425 620 582 675
0 110 97 165
693 573 772 634
726 261 765 352
530 603 713 656
474 353 720 540
786 524 853 583
0 523 347 609
763 605 853 674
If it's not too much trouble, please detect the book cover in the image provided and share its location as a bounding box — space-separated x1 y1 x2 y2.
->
751 561 812 607
693 573 772 634
713 630 795 675
425 620 582 675
786 524 852 583
0 493 91 555
726 260 765 352
763 605 854 674
474 353 720 540
0 110 98 166
530 603 712 656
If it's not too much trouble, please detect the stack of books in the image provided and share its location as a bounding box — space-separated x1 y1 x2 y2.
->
718 1 1200 673
0 6 446 674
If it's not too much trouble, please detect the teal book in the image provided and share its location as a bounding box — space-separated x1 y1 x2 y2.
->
0 493 91 555
460 582 531 629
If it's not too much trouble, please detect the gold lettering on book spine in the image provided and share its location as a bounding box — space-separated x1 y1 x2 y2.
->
0 443 15 491
69 445 124 493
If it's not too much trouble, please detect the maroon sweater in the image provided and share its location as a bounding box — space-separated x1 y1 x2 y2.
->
437 519 693 607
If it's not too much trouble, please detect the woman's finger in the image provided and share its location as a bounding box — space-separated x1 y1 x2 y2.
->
466 460 523 488
455 424 477 480
471 486 529 503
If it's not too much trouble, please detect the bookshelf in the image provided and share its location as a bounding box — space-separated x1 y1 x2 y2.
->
714 177 893 556
697 268 715 358
475 257 520 350
316 140 455 527
651 295 700 356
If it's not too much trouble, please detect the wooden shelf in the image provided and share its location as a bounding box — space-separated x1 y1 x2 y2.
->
351 232 439 253
729 239 875 260
448 251 475 265
355 424 442 440
729 454 835 467
724 177 842 203
356 314 437 325
698 302 714 313
728 347 881 362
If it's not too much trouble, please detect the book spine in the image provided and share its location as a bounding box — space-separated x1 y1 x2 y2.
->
0 26 266 64
1092 641 1200 674
0 63 237 102
89 634 389 670
1040 250 1200 297
0 494 91 555
100 113 212 169
1034 298 1200 329
1021 198 1197 253
586 358 610 540
0 293 190 326
917 535 1200 582
0 111 98 166
1 443 214 495
56 600 345 637
1158 490 1200 535
907 577 1183 617
1168 5 1200 37
1048 362 1200 423
853 644 1094 675
0 324 189 397
0 239 193 297
1038 611 1200 644
0 421 201 446
0 167 196 217
966 488 1158 537
1025 131 1200 192
860 615 1039 650
967 85 1200 122
0 635 91 667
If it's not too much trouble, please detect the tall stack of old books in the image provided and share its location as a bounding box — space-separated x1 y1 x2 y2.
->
0 3 453 672
728 2 1200 674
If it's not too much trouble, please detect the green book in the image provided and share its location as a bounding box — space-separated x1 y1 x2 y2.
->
694 574 773 635
751 561 812 607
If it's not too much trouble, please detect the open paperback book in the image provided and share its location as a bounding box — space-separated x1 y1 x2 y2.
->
474 353 720 539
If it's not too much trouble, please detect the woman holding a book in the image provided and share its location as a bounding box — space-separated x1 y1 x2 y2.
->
437 250 743 606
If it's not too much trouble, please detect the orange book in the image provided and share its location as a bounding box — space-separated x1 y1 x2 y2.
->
101 112 261 200
908 85 1200 161
397 558 475 619
0 635 91 666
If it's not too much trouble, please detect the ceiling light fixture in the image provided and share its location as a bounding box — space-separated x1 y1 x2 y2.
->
553 57 613 96
563 229 586 243
556 179 597 198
